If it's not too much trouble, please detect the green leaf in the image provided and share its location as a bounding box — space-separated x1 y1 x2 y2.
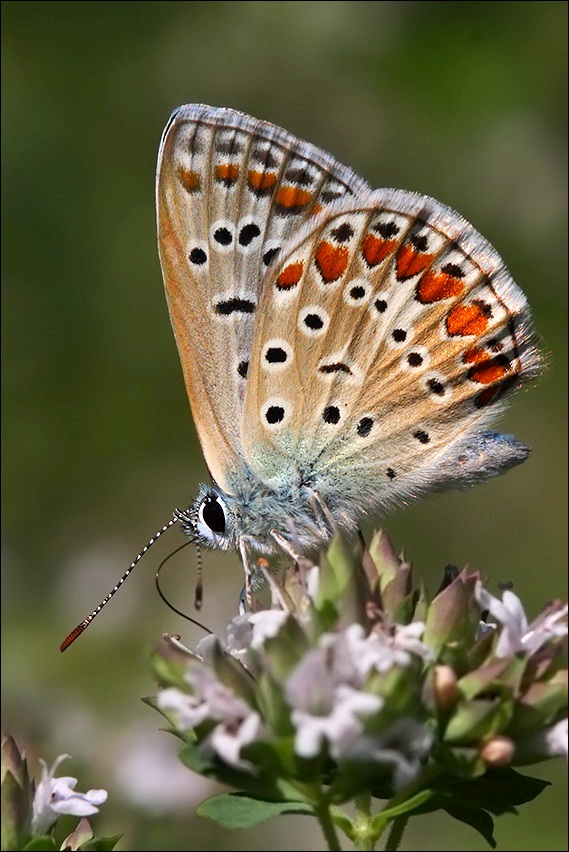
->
178 742 307 803
196 793 314 829
22 837 57 851
439 768 550 815
444 806 496 849
78 835 123 851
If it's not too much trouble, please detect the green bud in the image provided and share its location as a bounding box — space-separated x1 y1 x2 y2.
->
1 734 33 852
423 570 480 656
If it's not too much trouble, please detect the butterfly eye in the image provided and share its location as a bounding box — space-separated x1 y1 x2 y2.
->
199 494 227 535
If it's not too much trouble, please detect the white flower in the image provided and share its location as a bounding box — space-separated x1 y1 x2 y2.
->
392 622 432 662
343 621 430 680
247 610 289 650
291 684 383 760
156 664 263 771
284 644 382 759
208 712 263 770
475 583 568 658
31 755 107 835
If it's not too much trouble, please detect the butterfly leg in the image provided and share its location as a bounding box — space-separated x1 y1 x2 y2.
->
238 536 257 612
270 530 302 562
308 489 336 536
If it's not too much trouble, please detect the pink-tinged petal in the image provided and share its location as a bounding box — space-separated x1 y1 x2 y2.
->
209 712 263 770
31 756 107 835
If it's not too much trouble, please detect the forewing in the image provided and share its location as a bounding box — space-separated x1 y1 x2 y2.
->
156 104 369 490
242 189 542 512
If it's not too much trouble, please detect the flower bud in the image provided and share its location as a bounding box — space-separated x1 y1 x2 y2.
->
479 735 515 766
1 734 33 851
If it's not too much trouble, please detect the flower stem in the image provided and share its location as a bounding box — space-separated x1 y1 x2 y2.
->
352 792 378 850
315 803 343 852
383 816 408 851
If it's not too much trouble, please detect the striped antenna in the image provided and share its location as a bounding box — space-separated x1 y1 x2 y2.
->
60 515 179 652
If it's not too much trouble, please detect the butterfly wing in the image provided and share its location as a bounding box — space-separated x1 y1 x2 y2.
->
242 188 542 520
156 105 370 491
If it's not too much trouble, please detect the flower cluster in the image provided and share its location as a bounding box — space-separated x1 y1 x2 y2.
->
150 530 567 850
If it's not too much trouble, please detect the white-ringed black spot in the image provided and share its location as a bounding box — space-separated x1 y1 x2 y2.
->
214 226 233 246
386 467 397 480
374 298 387 313
263 247 281 266
331 223 354 242
323 406 341 424
265 405 285 424
237 360 249 378
299 306 329 337
261 339 293 372
392 328 407 343
350 285 366 300
304 313 324 330
239 223 261 246
407 352 423 367
265 347 288 364
413 429 430 444
427 378 446 396
189 247 207 265
357 417 374 437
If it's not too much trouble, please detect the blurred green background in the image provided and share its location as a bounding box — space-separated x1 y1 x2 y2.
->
2 2 567 850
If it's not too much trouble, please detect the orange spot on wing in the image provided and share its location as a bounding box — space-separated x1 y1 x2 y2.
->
362 233 397 266
417 269 465 303
274 186 313 209
468 355 511 385
446 303 489 337
247 170 277 192
178 168 201 192
396 244 435 281
215 163 240 184
315 241 349 283
276 261 304 290
311 203 324 216
463 346 487 365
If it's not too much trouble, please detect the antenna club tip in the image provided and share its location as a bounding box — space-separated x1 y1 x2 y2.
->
59 624 86 652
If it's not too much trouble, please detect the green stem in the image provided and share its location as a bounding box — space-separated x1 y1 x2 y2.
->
315 803 343 852
352 792 377 850
383 816 408 851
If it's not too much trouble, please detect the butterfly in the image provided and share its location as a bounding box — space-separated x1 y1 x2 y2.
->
60 104 542 650
156 104 541 565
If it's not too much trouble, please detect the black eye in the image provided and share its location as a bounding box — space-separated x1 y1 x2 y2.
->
202 495 226 534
